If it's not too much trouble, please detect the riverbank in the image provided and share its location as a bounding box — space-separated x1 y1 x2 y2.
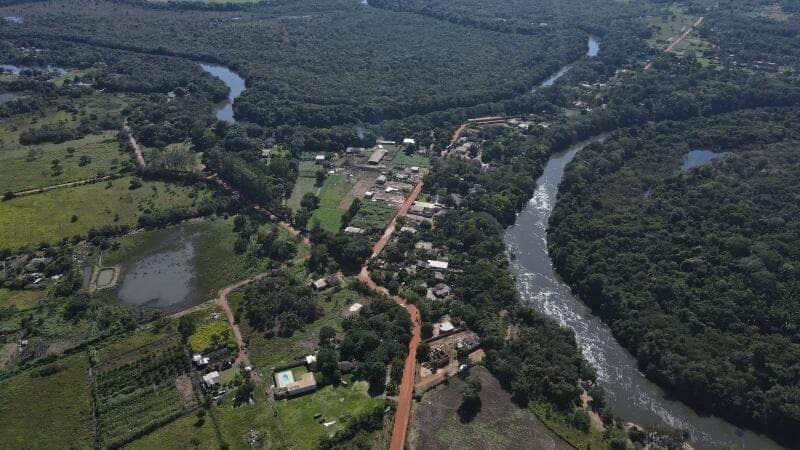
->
505 135 782 449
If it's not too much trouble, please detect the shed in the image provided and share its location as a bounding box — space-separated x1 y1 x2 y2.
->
348 302 363 313
403 138 416 145
376 175 387 185
400 226 417 234
315 154 325 164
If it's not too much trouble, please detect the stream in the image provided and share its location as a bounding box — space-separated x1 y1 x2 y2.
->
504 136 783 449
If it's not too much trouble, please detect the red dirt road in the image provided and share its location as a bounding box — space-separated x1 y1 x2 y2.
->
358 179 424 450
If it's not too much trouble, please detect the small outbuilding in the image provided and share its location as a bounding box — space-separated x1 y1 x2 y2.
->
344 226 365 235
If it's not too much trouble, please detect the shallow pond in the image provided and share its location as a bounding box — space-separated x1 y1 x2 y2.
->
116 227 201 312
681 149 728 171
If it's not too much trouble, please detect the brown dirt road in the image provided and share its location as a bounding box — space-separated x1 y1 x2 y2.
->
215 272 273 369
122 122 146 168
358 179 424 450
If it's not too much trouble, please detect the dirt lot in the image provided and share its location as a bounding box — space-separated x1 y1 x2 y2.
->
408 366 572 450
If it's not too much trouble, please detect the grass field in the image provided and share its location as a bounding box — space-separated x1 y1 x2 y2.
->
276 380 384 449
0 354 94 448
309 173 355 232
0 287 46 311
390 151 431 169
349 201 396 236
0 177 212 249
125 409 219 450
287 176 317 212
0 131 125 193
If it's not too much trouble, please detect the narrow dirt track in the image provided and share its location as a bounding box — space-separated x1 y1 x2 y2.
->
666 17 704 53
10 174 120 197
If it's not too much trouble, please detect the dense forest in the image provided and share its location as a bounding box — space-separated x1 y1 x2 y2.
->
549 108 800 443
0 0 589 127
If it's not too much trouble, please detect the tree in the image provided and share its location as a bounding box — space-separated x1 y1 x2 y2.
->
458 373 482 422
300 192 320 210
317 347 341 385
307 244 329 274
416 341 430 362
319 325 336 347
234 379 255 406
315 169 327 187
178 315 195 340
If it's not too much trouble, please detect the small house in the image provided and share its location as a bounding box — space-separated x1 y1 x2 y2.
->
314 154 326 164
376 175 387 185
364 191 374 199
400 226 417 234
202 371 220 387
348 302 363 313
403 138 415 145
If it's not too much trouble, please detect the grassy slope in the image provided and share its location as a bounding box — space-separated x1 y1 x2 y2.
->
0 177 211 249
0 354 94 448
309 173 354 232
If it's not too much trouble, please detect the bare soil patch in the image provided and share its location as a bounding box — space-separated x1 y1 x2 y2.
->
409 366 572 450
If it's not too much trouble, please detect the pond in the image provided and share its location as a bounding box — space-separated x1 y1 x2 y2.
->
681 149 728 171
199 63 246 123
116 226 201 312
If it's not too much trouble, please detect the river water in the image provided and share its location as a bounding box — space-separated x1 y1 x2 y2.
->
199 63 245 123
504 136 783 449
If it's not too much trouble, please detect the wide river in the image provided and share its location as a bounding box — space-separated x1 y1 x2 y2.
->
505 138 783 449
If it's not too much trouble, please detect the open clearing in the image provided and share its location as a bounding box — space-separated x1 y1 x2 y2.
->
0 131 124 193
408 366 571 450
276 380 385 450
0 177 212 249
0 354 94 448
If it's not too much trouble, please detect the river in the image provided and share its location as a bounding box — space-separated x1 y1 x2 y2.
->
199 63 246 123
504 136 783 449
539 36 599 88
